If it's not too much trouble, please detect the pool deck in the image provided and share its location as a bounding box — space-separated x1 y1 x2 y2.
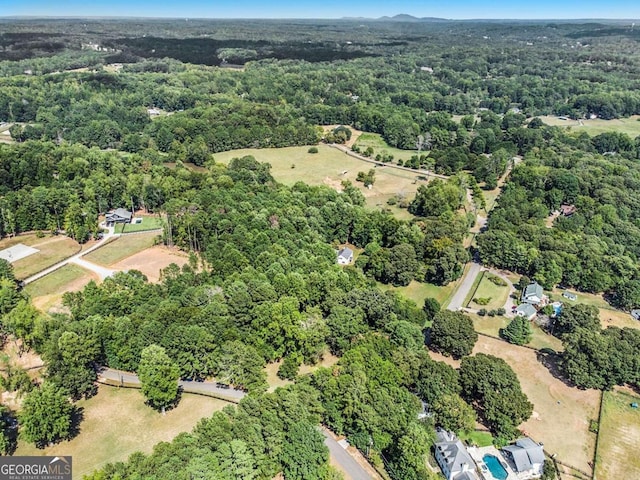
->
468 447 540 480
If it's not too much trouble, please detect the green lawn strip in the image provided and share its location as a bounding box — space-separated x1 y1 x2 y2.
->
15 386 230 479
459 430 494 447
594 390 640 480
353 132 420 162
24 264 90 298
468 274 510 311
379 280 455 310
83 233 158 266
462 270 485 308
115 216 164 234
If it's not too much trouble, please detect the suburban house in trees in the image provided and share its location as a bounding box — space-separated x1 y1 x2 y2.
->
502 437 545 477
105 208 133 226
521 282 546 306
559 204 576 217
434 429 480 480
337 247 354 265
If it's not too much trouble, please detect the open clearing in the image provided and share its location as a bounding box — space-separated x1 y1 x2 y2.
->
264 352 340 392
472 336 599 474
472 315 563 352
429 335 599 474
214 144 423 218
538 115 640 137
595 388 640 480
352 132 420 162
15 385 230 479
26 264 96 313
111 245 190 283
84 232 158 266
467 274 510 310
379 280 456 313
0 234 83 280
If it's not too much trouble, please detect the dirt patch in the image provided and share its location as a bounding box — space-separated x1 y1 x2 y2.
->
110 245 189 283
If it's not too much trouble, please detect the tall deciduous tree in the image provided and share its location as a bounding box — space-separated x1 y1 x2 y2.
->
429 310 478 358
137 344 180 412
20 382 74 447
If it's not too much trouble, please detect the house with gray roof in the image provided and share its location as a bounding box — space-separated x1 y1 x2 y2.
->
434 429 479 480
631 309 640 321
562 291 577 302
105 208 132 226
502 437 545 476
337 247 354 265
522 282 546 306
515 303 537 320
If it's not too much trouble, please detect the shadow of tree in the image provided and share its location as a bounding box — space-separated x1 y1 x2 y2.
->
536 350 577 389
68 406 84 440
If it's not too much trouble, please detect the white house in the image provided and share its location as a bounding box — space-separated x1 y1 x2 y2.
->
515 303 537 320
522 282 546 306
434 429 479 480
502 437 545 477
631 310 640 321
337 247 354 265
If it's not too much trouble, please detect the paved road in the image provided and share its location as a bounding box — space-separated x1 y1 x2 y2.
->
322 430 375 480
447 262 482 311
98 367 247 402
23 226 119 285
70 257 116 280
328 144 450 180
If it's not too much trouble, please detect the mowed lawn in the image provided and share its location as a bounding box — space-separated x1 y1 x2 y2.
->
84 232 158 266
0 234 82 280
15 386 231 479
214 145 423 217
380 280 456 313
595 389 640 480
538 115 640 137
114 215 164 234
26 264 95 313
472 314 564 352
352 132 421 162
472 335 600 474
468 274 510 311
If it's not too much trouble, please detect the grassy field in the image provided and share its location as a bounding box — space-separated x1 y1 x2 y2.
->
0 234 82 280
114 216 164 234
352 132 420 162
25 264 92 298
468 274 510 311
472 314 563 352
459 430 494 448
471 335 600 474
380 280 456 311
214 144 423 218
15 386 230 479
595 389 640 480
84 232 158 266
538 115 640 137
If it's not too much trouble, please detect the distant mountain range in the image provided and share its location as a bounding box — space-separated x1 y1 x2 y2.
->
341 14 448 22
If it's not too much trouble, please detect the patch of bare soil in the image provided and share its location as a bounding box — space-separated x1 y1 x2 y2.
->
110 245 189 283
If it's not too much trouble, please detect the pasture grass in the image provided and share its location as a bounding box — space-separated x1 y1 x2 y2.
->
594 389 640 480
214 145 423 217
84 233 158 266
15 385 230 479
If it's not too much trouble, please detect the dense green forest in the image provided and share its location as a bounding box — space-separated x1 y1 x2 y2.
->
0 16 639 480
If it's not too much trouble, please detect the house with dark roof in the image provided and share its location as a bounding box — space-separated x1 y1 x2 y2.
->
522 282 546 306
502 437 545 476
337 247 354 265
105 208 132 226
434 429 479 480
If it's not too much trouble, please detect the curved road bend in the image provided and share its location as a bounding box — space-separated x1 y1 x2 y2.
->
99 368 376 478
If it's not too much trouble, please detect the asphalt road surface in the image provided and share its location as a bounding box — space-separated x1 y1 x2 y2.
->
447 262 482 311
321 430 375 480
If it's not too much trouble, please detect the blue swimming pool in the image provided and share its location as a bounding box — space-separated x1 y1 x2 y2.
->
483 454 508 480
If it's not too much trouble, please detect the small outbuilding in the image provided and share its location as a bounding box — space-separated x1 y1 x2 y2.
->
562 291 577 302
502 437 545 476
631 310 640 321
337 247 354 265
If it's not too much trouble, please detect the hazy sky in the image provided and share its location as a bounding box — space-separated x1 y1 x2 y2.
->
4 0 640 19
